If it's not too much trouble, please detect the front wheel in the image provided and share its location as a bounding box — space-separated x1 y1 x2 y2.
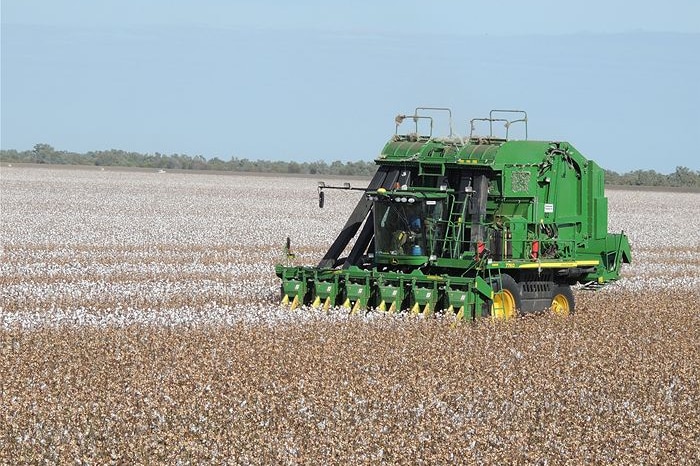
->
491 275 522 320
550 285 575 316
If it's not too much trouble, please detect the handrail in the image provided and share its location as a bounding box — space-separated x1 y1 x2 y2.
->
395 114 434 138
395 107 455 139
415 107 454 137
491 109 528 140
469 109 528 141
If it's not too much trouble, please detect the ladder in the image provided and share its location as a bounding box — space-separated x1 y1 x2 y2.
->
441 197 469 258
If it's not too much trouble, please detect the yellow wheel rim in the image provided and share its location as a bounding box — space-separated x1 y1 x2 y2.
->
492 289 516 320
551 294 570 316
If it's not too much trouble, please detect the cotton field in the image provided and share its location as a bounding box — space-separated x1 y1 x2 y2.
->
1 165 699 464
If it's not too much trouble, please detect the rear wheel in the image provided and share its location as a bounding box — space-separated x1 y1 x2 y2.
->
491 275 522 320
550 285 575 316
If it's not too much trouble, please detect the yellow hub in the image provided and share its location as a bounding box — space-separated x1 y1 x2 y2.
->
491 289 516 320
550 294 570 316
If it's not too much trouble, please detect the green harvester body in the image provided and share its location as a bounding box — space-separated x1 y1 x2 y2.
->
276 109 631 319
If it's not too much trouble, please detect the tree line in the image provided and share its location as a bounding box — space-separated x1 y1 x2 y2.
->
0 144 377 176
1 143 698 188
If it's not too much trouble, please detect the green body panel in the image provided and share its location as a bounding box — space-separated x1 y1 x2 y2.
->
277 115 631 318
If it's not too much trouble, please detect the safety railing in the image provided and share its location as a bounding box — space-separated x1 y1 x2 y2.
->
469 109 528 141
395 107 455 139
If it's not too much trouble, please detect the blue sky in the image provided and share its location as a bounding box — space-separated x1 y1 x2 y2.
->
2 1 699 172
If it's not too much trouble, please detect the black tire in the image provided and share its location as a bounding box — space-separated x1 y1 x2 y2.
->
490 274 523 319
550 285 575 315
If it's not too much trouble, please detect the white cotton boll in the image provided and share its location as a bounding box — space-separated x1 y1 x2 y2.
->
1 168 698 332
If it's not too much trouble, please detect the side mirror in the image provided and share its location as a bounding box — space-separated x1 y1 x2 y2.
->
319 190 325 208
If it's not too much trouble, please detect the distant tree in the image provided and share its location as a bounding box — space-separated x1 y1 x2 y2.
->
0 149 21 163
308 160 327 175
604 169 622 185
209 157 227 170
192 155 208 170
669 166 700 188
32 143 56 164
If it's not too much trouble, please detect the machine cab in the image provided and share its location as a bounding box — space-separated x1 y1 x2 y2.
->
369 191 447 265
